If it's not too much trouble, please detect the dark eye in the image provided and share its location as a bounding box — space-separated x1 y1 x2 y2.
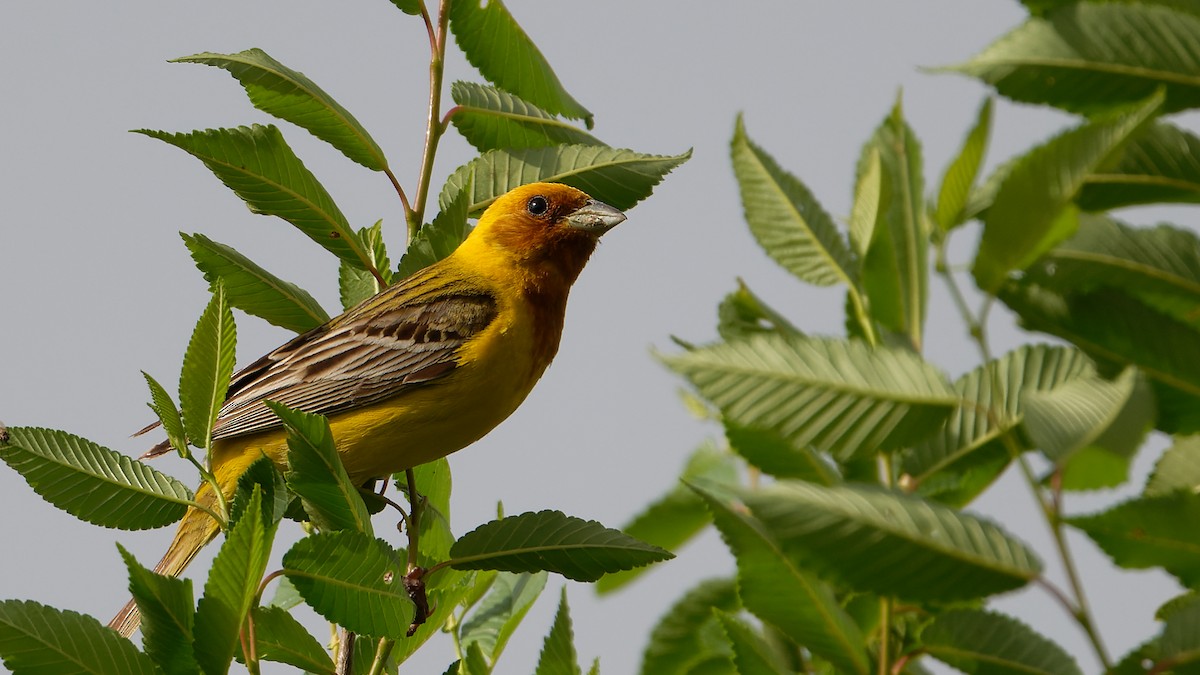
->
527 195 549 216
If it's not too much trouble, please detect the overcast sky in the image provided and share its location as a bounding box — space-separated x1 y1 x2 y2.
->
0 2 1185 673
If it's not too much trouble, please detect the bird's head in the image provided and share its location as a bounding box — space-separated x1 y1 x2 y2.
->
461 182 627 287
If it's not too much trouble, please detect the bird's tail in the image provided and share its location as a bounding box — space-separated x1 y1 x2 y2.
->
108 480 223 638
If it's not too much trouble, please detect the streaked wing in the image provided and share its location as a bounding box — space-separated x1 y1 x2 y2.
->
209 285 498 441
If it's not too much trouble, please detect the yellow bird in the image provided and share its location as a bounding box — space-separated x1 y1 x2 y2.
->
110 182 626 637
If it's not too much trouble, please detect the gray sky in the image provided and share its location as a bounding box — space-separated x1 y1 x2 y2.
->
0 2 1183 673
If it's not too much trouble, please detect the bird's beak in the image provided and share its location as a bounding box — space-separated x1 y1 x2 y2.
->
565 199 626 234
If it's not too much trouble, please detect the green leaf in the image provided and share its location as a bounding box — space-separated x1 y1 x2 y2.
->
182 232 329 333
1146 435 1200 496
742 481 1041 600
1067 491 1200 586
137 126 375 272
118 545 198 675
179 282 237 451
269 402 373 535
716 279 802 343
142 371 187 457
534 587 581 675
1022 217 1200 330
451 81 603 152
714 612 791 675
903 345 1095 505
194 488 277 675
175 49 389 171
935 97 993 233
228 455 290 530
460 571 547 663
661 334 957 460
697 487 870 675
730 115 858 287
921 608 1083 675
398 183 471 279
0 426 192 529
388 0 420 16
1080 122 1200 210
858 95 927 348
999 284 1200 434
244 606 335 675
448 0 592 126
438 144 691 215
282 530 413 638
595 443 740 595
850 148 882 257
1161 594 1200 669
462 643 490 675
725 423 838 484
947 4 1200 114
1023 367 1153 469
0 600 159 675
972 92 1163 291
640 578 738 675
338 221 392 310
448 510 673 582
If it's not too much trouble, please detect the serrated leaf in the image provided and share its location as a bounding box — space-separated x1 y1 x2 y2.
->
731 115 858 288
194 488 276 675
725 423 838 484
1161 594 1200 668
0 427 192 529
460 571 547 663
661 334 957 460
714 612 792 675
742 481 1041 600
1080 122 1200 210
228 455 289 529
451 81 603 152
935 98 993 233
1022 217 1200 330
438 144 690 215
921 608 1083 675
947 4 1200 114
534 587 581 675
175 49 389 171
1067 491 1200 586
183 232 329 333
448 0 592 125
118 545 198 675
903 345 1095 505
1146 435 1200 496
973 92 1163 291
850 147 882 256
697 487 870 675
1023 367 1154 480
1000 284 1200 434
338 221 392 310
596 443 740 595
398 183 471 279
179 282 236 451
244 605 335 675
282 530 412 638
137 126 376 272
858 96 927 348
448 510 673 582
388 0 420 16
142 371 187 457
716 279 803 343
0 600 159 675
269 402 373 536
640 578 738 675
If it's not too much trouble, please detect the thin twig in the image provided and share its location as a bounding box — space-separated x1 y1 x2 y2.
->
336 629 356 675
408 0 452 240
367 637 396 675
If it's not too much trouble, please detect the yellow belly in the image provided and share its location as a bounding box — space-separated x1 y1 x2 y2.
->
208 303 548 488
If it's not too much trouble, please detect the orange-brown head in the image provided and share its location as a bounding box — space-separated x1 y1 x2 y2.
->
462 183 626 289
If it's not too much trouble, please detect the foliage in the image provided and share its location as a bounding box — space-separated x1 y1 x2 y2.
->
0 1 683 673
624 2 1200 673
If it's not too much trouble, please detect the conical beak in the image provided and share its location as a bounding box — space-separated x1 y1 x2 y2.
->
565 199 626 234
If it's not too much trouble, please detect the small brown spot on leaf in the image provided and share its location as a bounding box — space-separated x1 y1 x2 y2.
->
330 231 341 239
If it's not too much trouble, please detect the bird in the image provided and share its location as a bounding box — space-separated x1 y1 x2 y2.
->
109 182 626 637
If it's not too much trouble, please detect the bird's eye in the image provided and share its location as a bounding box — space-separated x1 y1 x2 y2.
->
527 195 549 216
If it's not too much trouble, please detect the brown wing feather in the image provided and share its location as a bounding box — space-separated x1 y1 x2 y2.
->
209 292 498 441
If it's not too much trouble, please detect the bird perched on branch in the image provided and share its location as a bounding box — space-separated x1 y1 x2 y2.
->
109 182 626 637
